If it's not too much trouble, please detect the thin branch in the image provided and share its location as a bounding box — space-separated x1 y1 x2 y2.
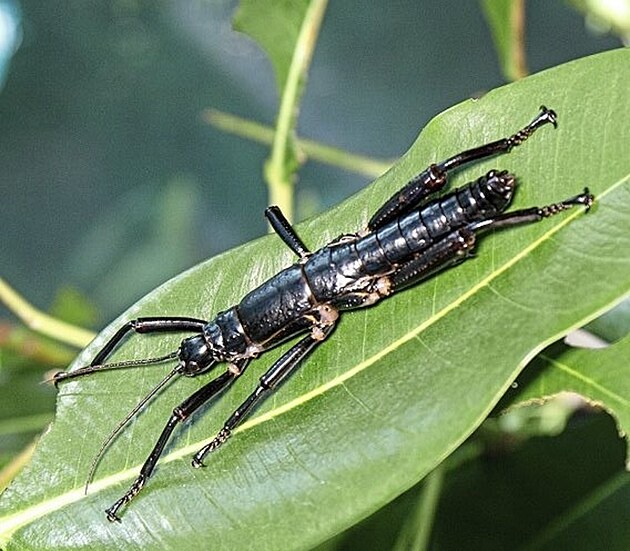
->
204 109 393 178
265 0 329 221
511 0 528 80
392 464 445 551
0 278 94 349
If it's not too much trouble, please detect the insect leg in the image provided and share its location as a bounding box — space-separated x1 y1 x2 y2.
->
54 317 207 385
436 106 557 172
389 229 476 292
265 205 310 258
389 188 593 292
104 358 250 522
191 323 336 468
368 106 557 231
468 188 593 233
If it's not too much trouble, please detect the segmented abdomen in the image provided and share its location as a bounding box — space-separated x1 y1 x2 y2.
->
236 264 314 346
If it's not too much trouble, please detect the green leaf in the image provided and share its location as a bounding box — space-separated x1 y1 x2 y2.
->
501 336 630 463
234 0 311 94
1 49 628 550
481 0 528 80
585 297 630 342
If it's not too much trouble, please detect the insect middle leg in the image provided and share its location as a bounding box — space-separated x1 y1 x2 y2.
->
105 358 251 522
368 106 558 231
191 322 337 468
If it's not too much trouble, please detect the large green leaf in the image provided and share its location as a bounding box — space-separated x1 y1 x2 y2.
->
1 49 628 550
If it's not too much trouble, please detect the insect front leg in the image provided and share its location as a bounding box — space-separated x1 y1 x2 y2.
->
104 358 251 522
53 316 208 385
368 106 558 231
191 321 337 468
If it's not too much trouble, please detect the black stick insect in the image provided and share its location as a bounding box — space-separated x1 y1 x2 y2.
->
54 106 593 521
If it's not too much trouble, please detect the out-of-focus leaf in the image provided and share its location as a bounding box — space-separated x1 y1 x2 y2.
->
481 0 528 80
434 412 629 550
584 297 630 343
233 0 311 94
0 329 57 476
569 0 630 44
49 287 98 329
500 336 630 463
0 50 628 550
321 412 627 551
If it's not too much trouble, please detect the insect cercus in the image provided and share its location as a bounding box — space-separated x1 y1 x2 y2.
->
54 106 593 521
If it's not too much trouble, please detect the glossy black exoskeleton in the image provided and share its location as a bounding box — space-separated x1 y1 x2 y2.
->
54 106 593 521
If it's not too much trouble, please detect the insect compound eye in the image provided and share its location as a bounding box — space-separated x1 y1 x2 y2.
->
177 335 216 376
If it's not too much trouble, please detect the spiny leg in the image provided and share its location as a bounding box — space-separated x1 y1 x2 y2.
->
104 358 250 522
54 317 208 385
191 323 336 468
368 106 558 231
265 205 310 258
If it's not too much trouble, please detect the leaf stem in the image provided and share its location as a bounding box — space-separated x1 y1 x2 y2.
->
264 0 329 221
203 109 392 178
0 278 94 348
393 464 445 551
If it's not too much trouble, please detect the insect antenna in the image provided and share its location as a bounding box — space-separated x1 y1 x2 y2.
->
49 351 179 386
84 364 181 495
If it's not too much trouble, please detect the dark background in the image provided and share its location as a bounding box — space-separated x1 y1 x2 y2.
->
0 0 620 324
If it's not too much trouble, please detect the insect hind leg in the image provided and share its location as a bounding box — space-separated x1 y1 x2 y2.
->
468 187 593 233
368 106 558 231
389 229 477 292
388 186 592 292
